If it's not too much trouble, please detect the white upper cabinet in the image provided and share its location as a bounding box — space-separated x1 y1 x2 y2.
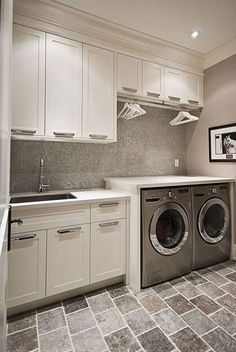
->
12 25 45 136
164 67 184 103
83 44 116 141
46 34 82 138
143 61 164 100
117 54 142 95
182 72 203 106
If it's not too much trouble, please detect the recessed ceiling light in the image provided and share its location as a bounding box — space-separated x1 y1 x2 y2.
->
191 31 200 38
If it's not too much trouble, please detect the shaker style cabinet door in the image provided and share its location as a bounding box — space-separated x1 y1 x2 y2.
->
143 61 164 100
164 67 184 103
117 54 142 95
7 230 46 308
46 34 82 139
91 219 126 283
46 224 90 296
12 25 45 136
82 45 116 141
182 72 203 106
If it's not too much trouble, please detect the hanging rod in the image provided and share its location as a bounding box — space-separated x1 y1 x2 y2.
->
117 94 200 112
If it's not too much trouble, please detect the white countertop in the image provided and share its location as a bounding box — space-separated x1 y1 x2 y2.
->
10 188 130 208
105 175 235 189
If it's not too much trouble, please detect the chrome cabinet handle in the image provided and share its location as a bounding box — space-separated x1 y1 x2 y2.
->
146 91 160 97
99 202 119 208
11 218 23 226
168 96 181 101
122 87 138 93
57 226 82 234
188 99 199 104
11 129 36 135
99 221 119 228
53 132 75 138
89 134 108 139
13 234 36 241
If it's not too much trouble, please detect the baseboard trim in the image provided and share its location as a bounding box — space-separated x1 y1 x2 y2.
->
231 244 236 261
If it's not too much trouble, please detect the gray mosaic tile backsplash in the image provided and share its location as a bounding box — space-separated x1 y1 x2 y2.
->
10 104 187 193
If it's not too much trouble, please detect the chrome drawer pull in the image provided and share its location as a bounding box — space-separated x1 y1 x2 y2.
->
89 134 108 139
53 132 75 138
168 96 181 101
122 87 138 93
11 129 36 135
13 234 36 241
188 99 199 105
146 91 160 97
57 227 82 234
99 221 119 228
99 202 119 208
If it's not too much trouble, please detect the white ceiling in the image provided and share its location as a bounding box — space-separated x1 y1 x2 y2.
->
56 0 236 54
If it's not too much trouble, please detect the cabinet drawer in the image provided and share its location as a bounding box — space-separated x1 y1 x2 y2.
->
11 204 90 234
91 200 126 222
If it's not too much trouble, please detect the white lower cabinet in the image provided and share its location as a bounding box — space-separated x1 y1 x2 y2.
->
7 230 46 308
91 219 126 283
46 224 90 296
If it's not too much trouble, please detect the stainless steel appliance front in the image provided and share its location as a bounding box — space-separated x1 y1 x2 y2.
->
141 187 192 288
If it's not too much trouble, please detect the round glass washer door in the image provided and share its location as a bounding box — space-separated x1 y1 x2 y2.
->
198 198 229 244
149 203 189 256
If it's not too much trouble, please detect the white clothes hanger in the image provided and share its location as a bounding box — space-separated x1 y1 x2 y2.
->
118 101 146 120
169 111 199 126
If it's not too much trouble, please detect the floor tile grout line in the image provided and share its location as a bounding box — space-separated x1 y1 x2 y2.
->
7 324 37 336
62 305 76 352
35 311 41 352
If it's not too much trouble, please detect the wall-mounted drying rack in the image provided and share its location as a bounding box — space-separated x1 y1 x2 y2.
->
117 94 200 124
117 94 201 112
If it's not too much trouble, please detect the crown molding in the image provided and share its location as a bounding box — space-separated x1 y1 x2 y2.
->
204 36 236 70
13 0 204 75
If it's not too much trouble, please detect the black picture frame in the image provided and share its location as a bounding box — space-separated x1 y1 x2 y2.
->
209 123 236 162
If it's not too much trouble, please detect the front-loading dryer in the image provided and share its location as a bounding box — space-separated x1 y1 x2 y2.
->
192 184 231 270
141 187 192 288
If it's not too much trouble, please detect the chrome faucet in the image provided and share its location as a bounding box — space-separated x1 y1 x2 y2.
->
38 158 50 192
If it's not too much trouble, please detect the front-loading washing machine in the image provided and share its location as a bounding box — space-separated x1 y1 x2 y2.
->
141 187 192 288
192 184 231 270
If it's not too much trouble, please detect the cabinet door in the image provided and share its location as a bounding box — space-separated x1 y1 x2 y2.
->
143 61 164 100
82 45 116 141
12 25 45 136
164 67 184 103
46 34 82 138
117 54 142 95
7 230 46 308
183 73 203 106
47 224 90 296
91 219 126 283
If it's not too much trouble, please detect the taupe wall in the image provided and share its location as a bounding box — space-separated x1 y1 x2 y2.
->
186 54 236 241
11 103 186 193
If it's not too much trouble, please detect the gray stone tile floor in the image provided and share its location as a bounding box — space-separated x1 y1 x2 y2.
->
7 260 236 352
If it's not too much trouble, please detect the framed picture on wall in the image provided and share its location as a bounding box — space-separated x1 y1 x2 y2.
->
209 123 236 162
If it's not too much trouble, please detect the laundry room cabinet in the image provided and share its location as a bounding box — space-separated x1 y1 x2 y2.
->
11 25 117 143
90 219 126 283
182 72 203 106
117 54 142 96
7 230 46 308
142 61 164 100
11 25 45 136
82 45 116 141
46 224 90 296
45 34 83 139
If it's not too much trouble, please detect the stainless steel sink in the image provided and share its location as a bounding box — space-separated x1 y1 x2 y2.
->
10 193 76 204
